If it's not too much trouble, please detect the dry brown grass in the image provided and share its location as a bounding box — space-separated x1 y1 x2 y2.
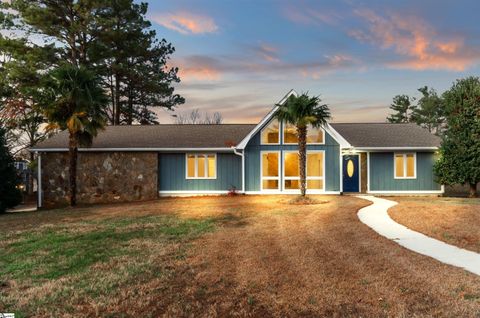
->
389 196 480 253
1 195 480 317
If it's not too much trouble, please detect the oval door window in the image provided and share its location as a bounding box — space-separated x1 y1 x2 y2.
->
347 160 354 177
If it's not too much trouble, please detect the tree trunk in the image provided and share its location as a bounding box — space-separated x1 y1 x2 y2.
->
469 183 478 198
68 133 78 206
297 125 307 197
114 71 121 125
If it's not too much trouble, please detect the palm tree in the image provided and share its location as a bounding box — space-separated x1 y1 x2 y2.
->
275 93 331 197
43 65 108 206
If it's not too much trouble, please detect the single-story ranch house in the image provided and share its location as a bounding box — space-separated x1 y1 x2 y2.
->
32 90 443 208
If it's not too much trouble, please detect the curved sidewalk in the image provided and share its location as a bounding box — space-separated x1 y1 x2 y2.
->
357 195 480 276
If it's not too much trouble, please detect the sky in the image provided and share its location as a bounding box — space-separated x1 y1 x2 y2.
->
145 0 480 123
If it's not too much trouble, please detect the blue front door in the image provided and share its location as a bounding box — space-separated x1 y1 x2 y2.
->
343 155 359 193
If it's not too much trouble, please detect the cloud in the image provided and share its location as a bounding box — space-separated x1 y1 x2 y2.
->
253 43 280 63
174 51 359 82
299 54 358 79
150 12 218 35
175 56 222 81
283 6 342 26
350 8 480 71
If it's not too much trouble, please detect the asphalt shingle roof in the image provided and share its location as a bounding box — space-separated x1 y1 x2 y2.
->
330 123 441 148
33 124 256 150
33 122 440 150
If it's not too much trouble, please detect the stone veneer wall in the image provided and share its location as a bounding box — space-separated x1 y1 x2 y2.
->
41 152 158 207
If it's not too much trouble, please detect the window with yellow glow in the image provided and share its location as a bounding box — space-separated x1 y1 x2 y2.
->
186 154 216 179
283 151 324 190
394 153 416 179
261 152 280 190
261 119 280 144
283 123 324 144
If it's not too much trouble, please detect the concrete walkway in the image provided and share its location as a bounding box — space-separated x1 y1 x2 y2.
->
357 195 480 276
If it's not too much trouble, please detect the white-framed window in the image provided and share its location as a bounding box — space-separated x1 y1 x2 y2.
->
394 153 416 179
260 119 280 145
261 151 280 190
282 150 325 191
282 123 325 145
186 153 217 179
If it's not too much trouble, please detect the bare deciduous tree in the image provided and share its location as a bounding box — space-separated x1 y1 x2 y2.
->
174 109 223 124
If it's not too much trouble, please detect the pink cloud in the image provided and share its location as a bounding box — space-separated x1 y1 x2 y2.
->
255 43 280 63
350 9 480 71
174 56 222 81
150 12 218 35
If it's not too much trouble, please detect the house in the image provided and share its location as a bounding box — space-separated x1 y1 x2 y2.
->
31 90 443 208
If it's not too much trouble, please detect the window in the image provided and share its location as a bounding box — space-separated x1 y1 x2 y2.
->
261 152 280 190
283 123 324 144
261 119 280 144
283 151 324 190
394 153 416 179
186 154 216 179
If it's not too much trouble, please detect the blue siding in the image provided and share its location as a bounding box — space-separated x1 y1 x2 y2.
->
369 152 441 191
244 121 340 192
158 153 241 191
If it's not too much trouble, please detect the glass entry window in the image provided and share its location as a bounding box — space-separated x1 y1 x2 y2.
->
283 151 324 191
261 152 280 190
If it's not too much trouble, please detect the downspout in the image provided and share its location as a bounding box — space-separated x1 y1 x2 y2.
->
37 152 42 208
232 147 245 193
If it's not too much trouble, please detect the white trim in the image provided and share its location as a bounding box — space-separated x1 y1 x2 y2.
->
245 190 340 195
233 148 245 193
339 150 343 193
185 153 217 179
367 190 444 194
260 119 280 145
367 152 371 193
37 153 42 208
325 123 352 148
260 150 281 191
32 147 234 152
281 122 326 145
159 190 229 197
281 150 326 192
354 147 438 151
393 152 417 179
236 89 298 150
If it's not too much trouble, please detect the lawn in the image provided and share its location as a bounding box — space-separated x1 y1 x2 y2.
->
1 195 480 317
389 196 480 253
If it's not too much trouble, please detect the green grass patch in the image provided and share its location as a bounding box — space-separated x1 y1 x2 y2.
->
0 215 214 282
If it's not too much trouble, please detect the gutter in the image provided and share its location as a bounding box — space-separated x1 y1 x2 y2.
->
30 147 236 152
232 147 245 193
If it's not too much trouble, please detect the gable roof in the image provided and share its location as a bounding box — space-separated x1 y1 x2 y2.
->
32 124 256 151
330 123 441 148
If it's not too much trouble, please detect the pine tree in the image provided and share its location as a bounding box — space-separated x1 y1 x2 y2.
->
434 77 480 197
411 86 445 135
387 95 415 123
0 125 22 213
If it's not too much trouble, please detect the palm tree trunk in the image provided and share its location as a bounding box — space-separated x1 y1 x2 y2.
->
469 183 478 198
297 125 307 196
68 132 78 206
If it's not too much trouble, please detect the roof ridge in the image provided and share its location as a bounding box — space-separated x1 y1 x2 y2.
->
103 123 256 127
331 122 417 125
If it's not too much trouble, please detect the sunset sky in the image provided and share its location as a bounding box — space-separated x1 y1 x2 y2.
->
146 0 480 123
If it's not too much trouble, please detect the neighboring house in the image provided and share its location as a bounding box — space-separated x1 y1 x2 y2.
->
31 90 443 208
14 160 31 193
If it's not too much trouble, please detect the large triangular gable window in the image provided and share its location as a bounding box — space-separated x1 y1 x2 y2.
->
260 119 280 144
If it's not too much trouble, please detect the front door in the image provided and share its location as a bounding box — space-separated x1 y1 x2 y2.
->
343 155 359 193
